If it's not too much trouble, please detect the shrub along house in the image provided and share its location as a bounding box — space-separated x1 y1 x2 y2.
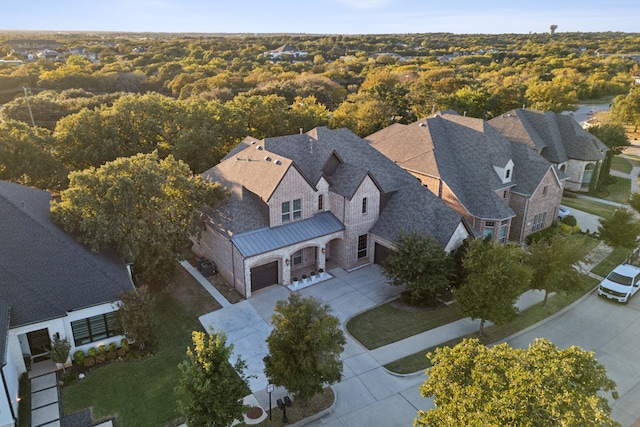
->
489 109 608 192
367 111 568 243
0 180 134 427
193 127 470 298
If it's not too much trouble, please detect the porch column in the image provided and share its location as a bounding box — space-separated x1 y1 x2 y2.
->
319 245 327 271
283 256 292 285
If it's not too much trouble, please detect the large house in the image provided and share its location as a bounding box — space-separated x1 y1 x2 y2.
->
264 44 308 59
194 127 470 298
0 180 134 427
489 109 608 192
367 112 568 243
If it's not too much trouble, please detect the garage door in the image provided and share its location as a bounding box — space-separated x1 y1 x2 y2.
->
251 261 278 292
374 243 392 265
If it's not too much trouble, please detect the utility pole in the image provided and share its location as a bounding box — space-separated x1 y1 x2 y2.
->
23 87 35 127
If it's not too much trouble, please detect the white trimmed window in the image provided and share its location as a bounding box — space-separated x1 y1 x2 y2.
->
293 198 302 220
282 201 290 223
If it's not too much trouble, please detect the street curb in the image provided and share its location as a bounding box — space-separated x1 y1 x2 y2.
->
491 284 601 346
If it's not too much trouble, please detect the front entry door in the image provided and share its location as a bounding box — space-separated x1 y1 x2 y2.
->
27 328 50 359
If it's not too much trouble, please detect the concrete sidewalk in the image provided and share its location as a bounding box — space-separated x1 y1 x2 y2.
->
185 239 615 427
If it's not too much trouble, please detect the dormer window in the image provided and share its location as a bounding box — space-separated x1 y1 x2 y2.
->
505 169 511 179
318 194 323 211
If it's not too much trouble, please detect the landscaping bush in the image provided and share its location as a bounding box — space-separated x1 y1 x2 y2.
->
562 215 577 227
87 347 97 358
73 350 85 365
120 338 130 352
84 357 95 368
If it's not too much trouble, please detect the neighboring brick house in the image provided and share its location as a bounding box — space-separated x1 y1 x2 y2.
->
0 180 134 427
194 127 470 298
489 109 608 192
367 112 568 243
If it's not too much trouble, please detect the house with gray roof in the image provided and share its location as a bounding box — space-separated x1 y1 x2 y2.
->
367 112 568 243
194 127 470 297
264 44 308 59
489 109 608 192
0 180 134 426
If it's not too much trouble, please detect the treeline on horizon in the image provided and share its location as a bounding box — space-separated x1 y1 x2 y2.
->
0 31 639 190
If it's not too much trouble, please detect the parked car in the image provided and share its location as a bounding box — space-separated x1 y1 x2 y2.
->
597 264 640 303
558 206 571 220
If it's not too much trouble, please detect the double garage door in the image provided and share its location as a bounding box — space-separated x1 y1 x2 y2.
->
250 261 278 292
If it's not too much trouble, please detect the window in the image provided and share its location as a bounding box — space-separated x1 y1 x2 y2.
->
503 191 507 199
293 250 302 265
357 234 368 259
71 312 120 346
318 194 323 211
282 201 290 223
532 212 547 232
362 197 368 214
293 199 302 220
499 220 509 244
483 221 495 239
505 169 511 179
542 186 548 195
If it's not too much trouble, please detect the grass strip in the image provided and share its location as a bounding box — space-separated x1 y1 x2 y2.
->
384 276 599 374
346 302 465 350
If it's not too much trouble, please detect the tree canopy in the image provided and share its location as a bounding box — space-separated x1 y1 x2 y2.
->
416 338 619 427
381 231 452 306
176 330 250 427
597 207 640 248
51 151 227 282
117 286 156 351
454 239 532 335
526 234 591 306
264 293 346 401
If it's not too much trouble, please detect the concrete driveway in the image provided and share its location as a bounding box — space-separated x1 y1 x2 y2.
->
506 292 640 426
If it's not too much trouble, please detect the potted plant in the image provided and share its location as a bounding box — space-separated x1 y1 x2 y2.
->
318 268 325 279
50 336 71 372
310 271 316 280
301 274 307 284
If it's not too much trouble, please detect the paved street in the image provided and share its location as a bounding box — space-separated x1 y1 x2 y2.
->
505 292 640 426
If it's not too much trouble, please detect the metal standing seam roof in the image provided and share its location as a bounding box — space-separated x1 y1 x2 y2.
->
232 211 345 257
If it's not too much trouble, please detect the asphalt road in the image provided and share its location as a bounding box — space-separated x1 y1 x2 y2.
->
506 291 640 426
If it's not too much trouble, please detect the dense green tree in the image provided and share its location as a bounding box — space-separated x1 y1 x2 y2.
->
117 286 156 351
176 330 249 427
381 232 452 306
588 124 630 188
611 88 640 132
0 120 64 189
51 151 227 282
454 239 532 335
629 192 640 213
416 338 619 426
526 234 591 306
264 293 345 401
598 208 640 248
525 78 579 112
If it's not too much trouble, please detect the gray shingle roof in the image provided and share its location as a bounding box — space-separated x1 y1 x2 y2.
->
233 211 344 257
202 127 465 248
0 181 134 328
489 109 608 163
368 113 516 220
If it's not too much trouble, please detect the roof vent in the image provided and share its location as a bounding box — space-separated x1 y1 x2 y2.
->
274 159 281 165
256 145 263 150
264 156 272 162
251 140 256 145
419 123 426 127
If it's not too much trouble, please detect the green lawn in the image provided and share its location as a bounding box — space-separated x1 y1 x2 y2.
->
611 156 633 174
561 196 617 220
590 246 634 278
61 268 242 426
346 302 465 350
383 275 600 374
602 176 631 204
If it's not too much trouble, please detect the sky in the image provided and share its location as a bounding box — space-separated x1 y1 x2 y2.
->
2 0 638 35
